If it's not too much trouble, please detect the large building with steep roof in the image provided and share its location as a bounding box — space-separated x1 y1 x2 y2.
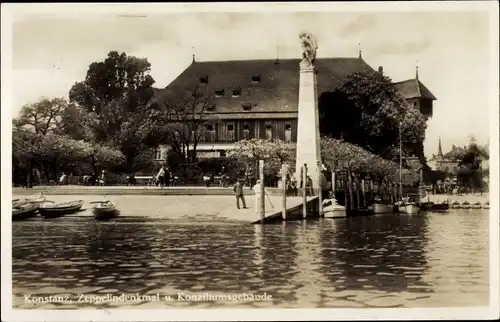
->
152 54 437 160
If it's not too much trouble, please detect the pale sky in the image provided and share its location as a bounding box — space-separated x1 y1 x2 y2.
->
6 4 495 158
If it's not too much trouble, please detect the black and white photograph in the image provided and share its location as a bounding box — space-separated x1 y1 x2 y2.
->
1 2 499 321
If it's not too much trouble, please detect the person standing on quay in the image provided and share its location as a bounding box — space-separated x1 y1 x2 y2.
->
233 178 247 209
156 165 166 189
252 180 262 214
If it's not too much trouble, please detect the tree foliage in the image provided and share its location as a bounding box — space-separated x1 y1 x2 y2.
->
68 51 156 171
147 85 214 164
319 71 427 163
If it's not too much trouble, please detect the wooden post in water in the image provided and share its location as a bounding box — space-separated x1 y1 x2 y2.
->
354 174 361 210
389 182 394 203
302 164 307 219
259 159 265 224
281 163 287 220
317 162 323 216
347 168 354 211
343 178 349 210
370 179 374 203
331 170 336 195
361 178 366 208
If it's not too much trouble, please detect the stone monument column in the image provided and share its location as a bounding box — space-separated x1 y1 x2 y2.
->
295 32 322 191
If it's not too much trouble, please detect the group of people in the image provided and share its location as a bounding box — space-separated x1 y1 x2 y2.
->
154 165 175 188
202 166 229 187
233 178 267 213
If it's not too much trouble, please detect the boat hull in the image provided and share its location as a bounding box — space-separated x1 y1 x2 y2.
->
323 205 346 218
483 203 490 209
93 208 120 220
471 203 482 209
12 203 38 221
371 203 394 214
404 204 420 214
39 201 84 218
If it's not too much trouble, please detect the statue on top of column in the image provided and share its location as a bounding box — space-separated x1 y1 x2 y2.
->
299 32 318 68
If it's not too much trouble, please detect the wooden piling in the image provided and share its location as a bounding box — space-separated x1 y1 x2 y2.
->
361 179 366 208
331 170 336 194
354 175 361 210
347 168 354 210
302 164 307 219
318 162 323 216
343 179 349 210
259 159 265 224
281 163 287 220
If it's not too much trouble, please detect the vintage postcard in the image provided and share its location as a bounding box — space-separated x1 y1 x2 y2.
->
1 2 499 321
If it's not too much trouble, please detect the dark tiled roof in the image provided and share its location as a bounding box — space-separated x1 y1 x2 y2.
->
393 79 437 100
155 57 376 114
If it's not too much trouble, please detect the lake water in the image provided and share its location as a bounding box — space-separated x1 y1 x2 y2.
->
12 209 489 309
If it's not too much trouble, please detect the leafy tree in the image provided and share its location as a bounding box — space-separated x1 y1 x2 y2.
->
68 51 156 171
318 71 427 163
147 85 215 165
228 138 295 175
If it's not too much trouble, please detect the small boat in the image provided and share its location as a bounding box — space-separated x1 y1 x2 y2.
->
322 198 346 218
38 200 84 218
92 201 120 220
461 201 471 209
482 201 490 209
403 202 420 214
471 201 482 209
370 203 395 214
13 193 46 208
420 200 450 212
451 201 462 209
12 202 38 221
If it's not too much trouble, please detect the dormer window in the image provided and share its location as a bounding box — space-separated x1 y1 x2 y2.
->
215 89 224 97
199 75 208 84
206 103 216 111
242 103 252 111
251 74 261 83
232 87 241 97
206 124 214 132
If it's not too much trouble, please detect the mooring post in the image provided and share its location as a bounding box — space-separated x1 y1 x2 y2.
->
361 178 366 208
259 159 265 224
354 174 361 210
331 170 336 194
317 161 323 217
347 168 354 211
302 164 307 219
281 163 287 220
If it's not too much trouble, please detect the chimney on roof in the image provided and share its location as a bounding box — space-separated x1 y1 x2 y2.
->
358 42 362 59
415 62 419 80
378 66 383 75
192 46 196 63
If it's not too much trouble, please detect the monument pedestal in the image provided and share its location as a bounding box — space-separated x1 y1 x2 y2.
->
295 64 321 190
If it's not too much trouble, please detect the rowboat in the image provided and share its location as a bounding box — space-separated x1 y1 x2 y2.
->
370 203 395 214
482 201 490 209
322 198 346 218
471 201 482 209
396 199 420 214
91 201 120 220
420 200 449 212
13 193 46 208
461 201 471 209
12 202 38 221
450 201 462 209
38 200 84 218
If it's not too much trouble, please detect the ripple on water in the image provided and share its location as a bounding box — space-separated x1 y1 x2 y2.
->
12 209 490 308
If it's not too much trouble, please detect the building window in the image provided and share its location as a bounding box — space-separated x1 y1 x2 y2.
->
215 89 224 97
155 147 162 160
243 123 250 140
242 103 252 111
206 124 215 142
232 87 241 97
413 101 417 107
220 150 226 157
199 75 208 84
266 124 273 140
252 74 261 83
206 103 216 111
227 123 235 141
285 124 292 142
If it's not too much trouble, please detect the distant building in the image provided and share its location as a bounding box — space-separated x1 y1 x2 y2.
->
152 53 437 161
428 137 461 173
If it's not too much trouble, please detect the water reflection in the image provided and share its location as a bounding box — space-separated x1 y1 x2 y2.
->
12 210 489 308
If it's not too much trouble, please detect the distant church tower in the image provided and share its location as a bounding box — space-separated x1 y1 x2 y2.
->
437 137 443 159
